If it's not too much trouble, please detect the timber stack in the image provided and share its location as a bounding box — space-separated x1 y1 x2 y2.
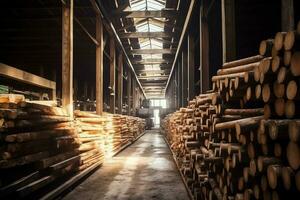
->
162 22 300 200
0 94 91 199
0 94 146 198
74 110 145 158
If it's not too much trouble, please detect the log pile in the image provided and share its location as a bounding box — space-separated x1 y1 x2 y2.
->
0 94 145 198
74 110 145 158
162 21 300 200
0 95 86 199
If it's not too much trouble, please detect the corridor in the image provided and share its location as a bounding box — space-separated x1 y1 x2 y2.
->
63 130 189 200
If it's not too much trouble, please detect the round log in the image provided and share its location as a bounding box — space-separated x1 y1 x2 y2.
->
273 82 285 98
286 142 300 170
282 166 294 190
267 164 282 189
274 32 286 51
259 39 274 56
284 51 292 66
275 98 285 117
271 56 281 72
288 120 300 142
222 55 263 69
291 52 300 76
257 156 281 173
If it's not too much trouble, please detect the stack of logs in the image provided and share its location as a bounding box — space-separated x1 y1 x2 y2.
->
74 110 145 158
162 21 300 200
0 94 85 199
0 94 145 199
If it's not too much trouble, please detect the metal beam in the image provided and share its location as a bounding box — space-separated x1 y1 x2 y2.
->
132 58 172 64
118 10 177 18
136 70 171 74
119 32 175 38
129 48 176 54
138 75 169 80
142 82 166 86
165 0 196 95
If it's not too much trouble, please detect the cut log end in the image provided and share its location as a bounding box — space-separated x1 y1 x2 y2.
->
288 120 300 142
267 165 281 189
291 52 300 76
285 100 295 119
284 31 295 51
274 32 286 51
264 104 271 119
273 82 285 98
262 84 271 103
275 98 285 117
287 142 300 170
286 80 297 100
282 166 294 190
272 56 280 72
277 67 287 84
284 51 292 66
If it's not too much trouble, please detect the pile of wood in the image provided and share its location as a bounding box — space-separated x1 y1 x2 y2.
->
0 94 146 198
0 94 88 199
74 110 145 158
162 21 300 200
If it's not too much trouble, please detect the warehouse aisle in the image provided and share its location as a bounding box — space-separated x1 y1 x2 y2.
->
63 130 189 200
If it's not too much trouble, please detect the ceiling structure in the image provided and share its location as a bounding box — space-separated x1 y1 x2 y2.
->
102 0 186 99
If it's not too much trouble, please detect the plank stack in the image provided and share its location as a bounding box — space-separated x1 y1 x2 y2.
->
0 94 88 199
162 21 300 200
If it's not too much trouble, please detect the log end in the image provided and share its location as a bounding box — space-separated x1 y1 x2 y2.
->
286 80 297 100
291 52 300 76
287 142 300 170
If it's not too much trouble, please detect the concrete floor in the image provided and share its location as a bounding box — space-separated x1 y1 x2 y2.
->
63 130 189 200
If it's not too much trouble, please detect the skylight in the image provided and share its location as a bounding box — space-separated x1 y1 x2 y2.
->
130 0 166 11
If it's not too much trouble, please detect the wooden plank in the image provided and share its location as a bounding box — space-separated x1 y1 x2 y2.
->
96 15 103 115
62 0 74 117
119 32 175 38
187 35 195 100
118 10 177 18
117 53 123 114
109 38 116 114
129 49 176 54
0 63 56 90
281 0 294 31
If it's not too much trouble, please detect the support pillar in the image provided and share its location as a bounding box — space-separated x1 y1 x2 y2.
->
188 35 195 100
62 0 74 117
281 0 294 31
96 15 103 115
127 71 131 115
109 38 116 113
117 53 123 114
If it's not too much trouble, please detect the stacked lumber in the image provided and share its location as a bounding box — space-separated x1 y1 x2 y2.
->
74 110 145 158
0 94 86 199
162 21 300 200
